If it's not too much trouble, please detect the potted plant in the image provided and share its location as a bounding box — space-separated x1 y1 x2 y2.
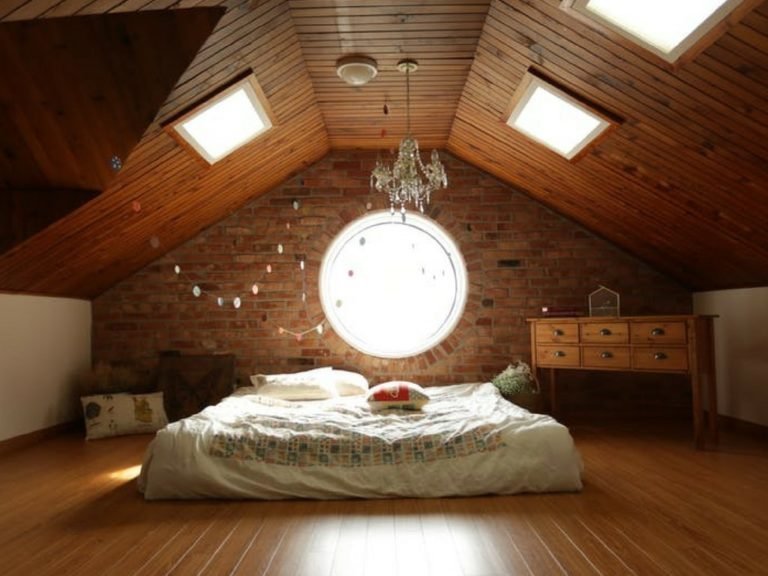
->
492 360 542 412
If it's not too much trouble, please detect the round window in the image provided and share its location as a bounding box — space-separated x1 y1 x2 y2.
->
319 211 467 358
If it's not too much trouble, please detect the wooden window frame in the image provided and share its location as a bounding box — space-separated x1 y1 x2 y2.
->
163 70 275 166
504 68 621 162
560 0 763 69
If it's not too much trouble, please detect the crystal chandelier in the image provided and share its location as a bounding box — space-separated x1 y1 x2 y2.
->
371 59 447 219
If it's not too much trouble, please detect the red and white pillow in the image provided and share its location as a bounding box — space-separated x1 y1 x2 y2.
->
366 381 430 411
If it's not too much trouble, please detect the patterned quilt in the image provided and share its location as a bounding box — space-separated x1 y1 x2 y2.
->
210 415 503 467
139 383 583 499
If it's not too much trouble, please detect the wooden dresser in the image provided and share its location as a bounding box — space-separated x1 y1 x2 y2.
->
527 315 717 448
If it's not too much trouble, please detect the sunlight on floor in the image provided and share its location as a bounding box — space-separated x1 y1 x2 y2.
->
108 464 142 481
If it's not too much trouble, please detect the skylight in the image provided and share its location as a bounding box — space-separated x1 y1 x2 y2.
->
564 0 742 64
506 73 612 160
171 75 272 164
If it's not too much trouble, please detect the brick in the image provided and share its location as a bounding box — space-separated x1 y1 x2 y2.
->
93 150 691 398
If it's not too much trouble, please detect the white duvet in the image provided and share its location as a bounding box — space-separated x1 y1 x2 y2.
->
138 382 582 499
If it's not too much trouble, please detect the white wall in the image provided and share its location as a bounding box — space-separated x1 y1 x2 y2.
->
694 287 768 427
0 294 91 441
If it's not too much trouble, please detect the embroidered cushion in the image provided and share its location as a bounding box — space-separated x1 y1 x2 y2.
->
81 392 168 440
366 381 430 411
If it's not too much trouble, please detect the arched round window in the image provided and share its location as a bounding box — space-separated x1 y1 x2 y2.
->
319 211 467 358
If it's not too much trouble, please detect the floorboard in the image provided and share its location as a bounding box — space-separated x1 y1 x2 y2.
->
1 418 766 575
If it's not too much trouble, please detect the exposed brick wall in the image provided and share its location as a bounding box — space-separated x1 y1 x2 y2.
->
93 150 692 412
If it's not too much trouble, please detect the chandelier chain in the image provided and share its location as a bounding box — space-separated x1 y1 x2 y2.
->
405 64 411 135
370 59 447 220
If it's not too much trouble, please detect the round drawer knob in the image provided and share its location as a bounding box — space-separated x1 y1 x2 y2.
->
651 328 665 336
654 352 668 360
600 351 613 359
553 329 564 337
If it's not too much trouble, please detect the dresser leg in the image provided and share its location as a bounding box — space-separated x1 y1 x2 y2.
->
704 371 719 444
705 322 719 444
691 373 704 449
549 368 558 417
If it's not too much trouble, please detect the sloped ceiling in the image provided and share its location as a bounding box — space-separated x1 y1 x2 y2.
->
0 7 224 252
0 0 767 299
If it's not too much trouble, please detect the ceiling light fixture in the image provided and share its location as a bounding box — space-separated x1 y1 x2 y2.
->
336 55 378 86
370 59 447 220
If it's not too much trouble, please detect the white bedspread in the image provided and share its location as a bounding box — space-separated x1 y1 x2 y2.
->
138 383 582 499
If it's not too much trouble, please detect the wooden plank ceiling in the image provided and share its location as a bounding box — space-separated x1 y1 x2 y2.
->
0 0 329 297
0 8 223 254
448 0 768 290
0 0 767 298
289 0 490 150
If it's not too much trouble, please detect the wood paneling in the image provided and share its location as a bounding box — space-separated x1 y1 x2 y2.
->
289 0 491 150
0 188 99 253
1 421 767 574
0 0 328 298
0 9 223 190
0 0 767 296
449 0 768 290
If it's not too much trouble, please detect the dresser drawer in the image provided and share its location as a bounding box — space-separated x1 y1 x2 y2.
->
631 321 687 344
580 322 629 344
582 346 631 369
536 345 580 367
632 347 688 371
535 323 579 344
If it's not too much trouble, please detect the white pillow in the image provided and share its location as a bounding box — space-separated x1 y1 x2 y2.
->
250 367 336 400
248 366 331 387
328 369 369 396
81 392 168 440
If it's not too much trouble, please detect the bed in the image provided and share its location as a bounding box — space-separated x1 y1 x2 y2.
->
138 381 582 500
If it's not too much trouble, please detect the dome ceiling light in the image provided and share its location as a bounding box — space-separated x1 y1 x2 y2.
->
336 55 378 86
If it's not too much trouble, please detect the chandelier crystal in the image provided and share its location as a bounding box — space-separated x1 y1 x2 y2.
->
371 59 447 219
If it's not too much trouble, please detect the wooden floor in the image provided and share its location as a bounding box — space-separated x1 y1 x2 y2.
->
1 419 766 576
